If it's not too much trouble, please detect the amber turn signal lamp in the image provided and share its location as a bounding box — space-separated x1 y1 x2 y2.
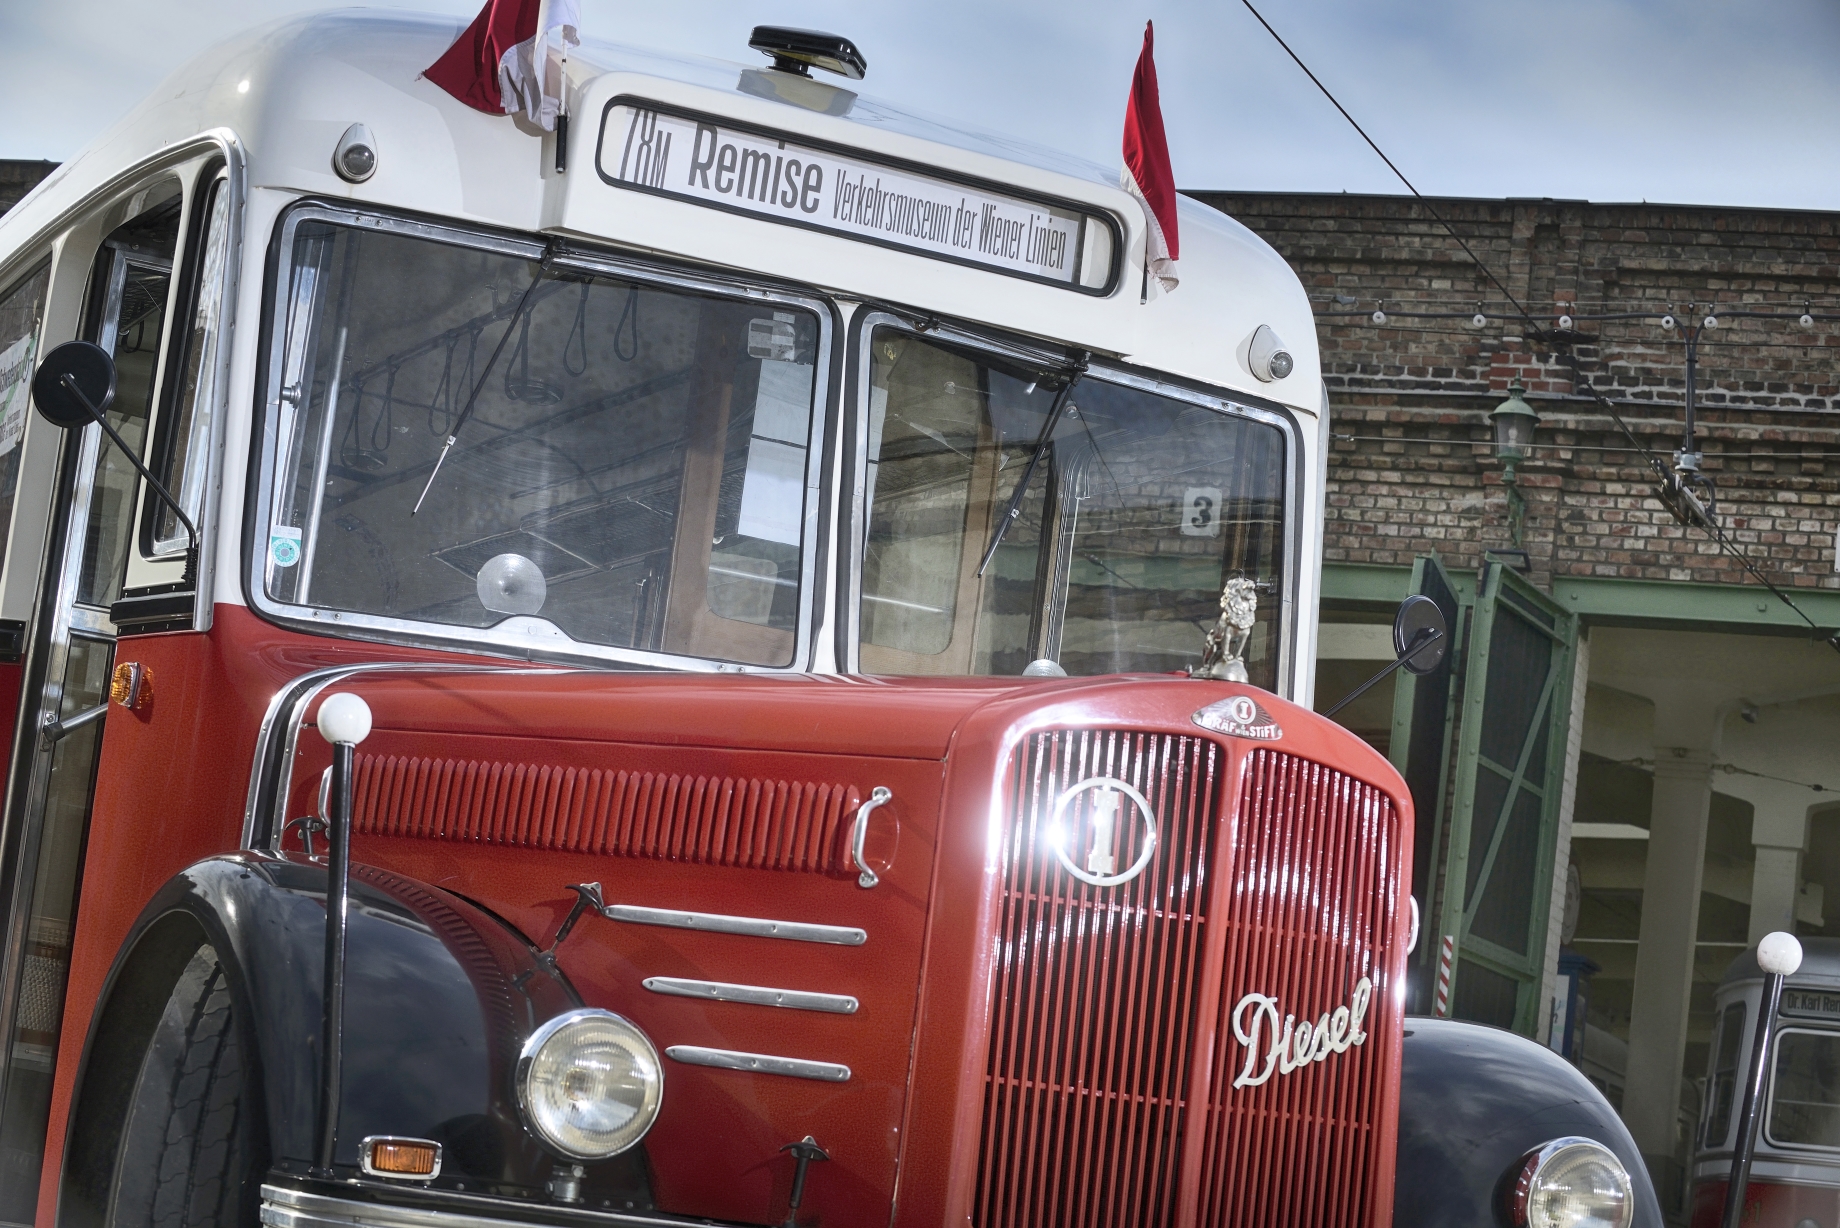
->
359 1136 441 1179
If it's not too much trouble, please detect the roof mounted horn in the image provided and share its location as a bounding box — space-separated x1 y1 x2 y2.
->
748 27 866 80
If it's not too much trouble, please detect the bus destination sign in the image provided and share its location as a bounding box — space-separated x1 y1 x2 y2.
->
597 102 1105 289
1781 987 1840 1019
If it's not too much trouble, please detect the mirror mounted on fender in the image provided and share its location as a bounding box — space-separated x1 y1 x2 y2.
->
32 340 199 584
1322 593 1449 719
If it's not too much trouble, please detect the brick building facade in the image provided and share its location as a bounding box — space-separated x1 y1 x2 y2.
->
0 161 55 217
1191 190 1840 1218
1193 191 1840 593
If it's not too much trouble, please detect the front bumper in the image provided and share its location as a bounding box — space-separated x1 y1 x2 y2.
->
260 1184 723 1228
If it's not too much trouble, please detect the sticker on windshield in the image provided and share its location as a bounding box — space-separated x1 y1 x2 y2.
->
270 526 302 568
1182 487 1222 537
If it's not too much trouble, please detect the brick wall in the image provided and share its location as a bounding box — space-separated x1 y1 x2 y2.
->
1190 193 1840 592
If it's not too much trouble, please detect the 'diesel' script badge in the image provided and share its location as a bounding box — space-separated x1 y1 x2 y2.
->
1192 694 1282 741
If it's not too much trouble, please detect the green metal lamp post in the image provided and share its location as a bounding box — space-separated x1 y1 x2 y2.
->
1489 380 1540 547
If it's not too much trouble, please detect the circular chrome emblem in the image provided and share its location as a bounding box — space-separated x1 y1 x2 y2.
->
1221 696 1258 725
1049 776 1158 888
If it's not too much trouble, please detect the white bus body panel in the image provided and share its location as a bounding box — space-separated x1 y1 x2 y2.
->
0 10 1325 705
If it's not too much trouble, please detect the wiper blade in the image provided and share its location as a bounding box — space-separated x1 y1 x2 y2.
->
413 252 551 516
976 351 1089 577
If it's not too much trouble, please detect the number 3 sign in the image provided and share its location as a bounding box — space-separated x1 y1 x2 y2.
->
1182 486 1222 537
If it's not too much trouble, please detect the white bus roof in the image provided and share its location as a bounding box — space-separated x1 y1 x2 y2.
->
0 8 1319 411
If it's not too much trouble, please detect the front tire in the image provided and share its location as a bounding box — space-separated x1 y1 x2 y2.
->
104 945 259 1228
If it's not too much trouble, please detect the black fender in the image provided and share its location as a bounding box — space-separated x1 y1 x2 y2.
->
61 853 653 1222
1395 1016 1663 1227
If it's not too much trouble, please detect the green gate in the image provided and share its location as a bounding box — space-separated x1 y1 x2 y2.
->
1386 554 1462 1014
1434 562 1578 1033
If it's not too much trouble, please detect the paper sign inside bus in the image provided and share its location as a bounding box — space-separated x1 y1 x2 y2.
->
598 103 1111 290
1782 988 1840 1019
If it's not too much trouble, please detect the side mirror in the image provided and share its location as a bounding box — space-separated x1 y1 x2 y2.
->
1393 593 1449 676
31 340 116 429
30 339 199 572
1322 594 1451 720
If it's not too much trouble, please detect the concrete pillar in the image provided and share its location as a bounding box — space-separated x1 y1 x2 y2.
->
1622 745 1714 1172
1746 787 1814 945
1749 846 1802 942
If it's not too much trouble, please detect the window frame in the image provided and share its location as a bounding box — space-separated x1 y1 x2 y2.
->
1763 1022 1840 1153
139 164 233 561
838 309 1301 686
245 200 836 672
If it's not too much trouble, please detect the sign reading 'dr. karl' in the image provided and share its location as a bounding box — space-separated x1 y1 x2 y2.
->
598 102 1098 287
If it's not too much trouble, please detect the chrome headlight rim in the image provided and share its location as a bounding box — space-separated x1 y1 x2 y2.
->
1510 1135 1634 1228
515 1007 663 1161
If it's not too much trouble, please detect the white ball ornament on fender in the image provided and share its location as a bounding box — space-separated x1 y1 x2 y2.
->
317 692 373 747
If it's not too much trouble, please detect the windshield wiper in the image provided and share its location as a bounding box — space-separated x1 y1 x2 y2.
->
976 351 1089 576
412 252 551 515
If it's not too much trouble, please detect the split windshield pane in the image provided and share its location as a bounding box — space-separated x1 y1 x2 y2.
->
265 218 819 666
860 327 1286 683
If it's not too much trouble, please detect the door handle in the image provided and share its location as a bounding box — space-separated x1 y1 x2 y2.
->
851 787 893 889
40 702 107 748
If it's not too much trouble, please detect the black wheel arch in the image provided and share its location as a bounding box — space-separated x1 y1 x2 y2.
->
1396 1015 1664 1227
59 853 651 1222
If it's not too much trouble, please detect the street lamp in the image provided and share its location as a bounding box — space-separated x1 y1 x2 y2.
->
1489 380 1539 546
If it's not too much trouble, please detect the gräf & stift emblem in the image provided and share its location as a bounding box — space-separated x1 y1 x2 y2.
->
1192 693 1282 741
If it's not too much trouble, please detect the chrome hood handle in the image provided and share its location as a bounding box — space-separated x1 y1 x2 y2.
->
851 787 893 888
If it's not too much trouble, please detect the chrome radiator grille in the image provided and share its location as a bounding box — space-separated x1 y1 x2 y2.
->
975 735 1402 1228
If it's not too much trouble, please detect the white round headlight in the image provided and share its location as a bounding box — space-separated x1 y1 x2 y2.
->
516 1009 662 1160
1512 1136 1633 1228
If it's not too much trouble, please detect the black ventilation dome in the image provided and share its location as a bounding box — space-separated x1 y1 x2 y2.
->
748 27 866 80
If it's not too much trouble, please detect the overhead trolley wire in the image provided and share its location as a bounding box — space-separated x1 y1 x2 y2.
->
1240 0 1840 649
1236 0 1537 330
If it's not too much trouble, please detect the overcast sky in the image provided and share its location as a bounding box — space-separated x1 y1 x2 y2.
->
3 0 1838 210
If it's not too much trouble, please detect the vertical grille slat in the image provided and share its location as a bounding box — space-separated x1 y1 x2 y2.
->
976 736 1402 1228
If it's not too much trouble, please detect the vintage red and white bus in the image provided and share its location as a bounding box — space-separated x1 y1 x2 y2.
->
0 10 1652 1228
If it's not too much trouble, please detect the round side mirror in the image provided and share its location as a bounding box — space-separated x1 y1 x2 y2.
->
31 340 116 429
1394 593 1448 676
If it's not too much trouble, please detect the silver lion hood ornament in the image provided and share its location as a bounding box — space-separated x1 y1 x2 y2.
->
1191 577 1259 683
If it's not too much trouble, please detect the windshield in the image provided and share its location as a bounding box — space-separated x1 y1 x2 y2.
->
263 215 821 666
858 325 1287 684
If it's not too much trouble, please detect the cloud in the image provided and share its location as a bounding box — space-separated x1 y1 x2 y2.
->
1 0 1836 209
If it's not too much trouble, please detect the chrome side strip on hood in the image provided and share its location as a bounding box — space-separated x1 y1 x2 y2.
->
605 902 866 946
642 976 859 1014
664 1045 851 1082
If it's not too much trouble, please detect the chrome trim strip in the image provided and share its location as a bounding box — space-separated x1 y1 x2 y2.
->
664 1044 851 1082
242 661 566 850
247 203 834 674
642 976 859 1014
66 605 113 634
259 1183 696 1228
604 903 866 946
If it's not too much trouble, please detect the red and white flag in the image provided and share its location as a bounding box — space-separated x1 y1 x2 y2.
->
425 0 580 131
1122 21 1179 292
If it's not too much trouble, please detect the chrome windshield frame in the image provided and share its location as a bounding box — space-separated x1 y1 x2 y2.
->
246 201 835 673
839 309 1301 691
